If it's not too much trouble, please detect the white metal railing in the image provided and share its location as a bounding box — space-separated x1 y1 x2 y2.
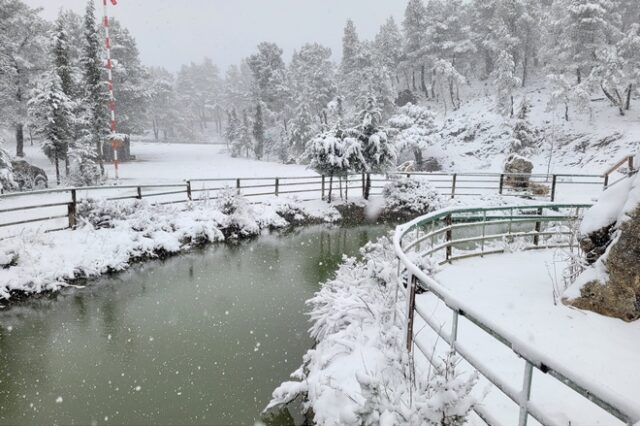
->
394 204 640 426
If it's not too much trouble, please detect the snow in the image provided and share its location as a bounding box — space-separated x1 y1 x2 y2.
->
418 250 640 425
0 195 340 300
581 172 640 234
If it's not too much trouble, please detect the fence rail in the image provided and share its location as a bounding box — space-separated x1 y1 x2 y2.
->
393 204 640 426
0 171 608 239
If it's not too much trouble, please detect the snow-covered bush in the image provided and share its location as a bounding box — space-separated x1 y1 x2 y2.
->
267 237 479 425
68 137 102 186
382 177 443 215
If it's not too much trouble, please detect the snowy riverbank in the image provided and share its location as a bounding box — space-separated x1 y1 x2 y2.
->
0 193 341 301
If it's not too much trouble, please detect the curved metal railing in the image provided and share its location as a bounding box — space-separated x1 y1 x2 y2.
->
393 203 640 426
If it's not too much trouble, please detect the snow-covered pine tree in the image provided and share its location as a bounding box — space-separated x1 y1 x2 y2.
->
402 0 428 95
239 110 253 158
374 17 403 89
432 59 466 114
0 0 48 157
354 95 396 199
289 102 316 158
511 97 538 154
28 74 74 185
388 103 438 169
81 0 109 175
253 103 265 160
147 67 179 141
226 109 242 157
107 19 150 135
494 50 520 117
289 43 336 124
247 42 290 113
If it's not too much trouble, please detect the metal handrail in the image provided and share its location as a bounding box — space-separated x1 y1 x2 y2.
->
393 204 640 426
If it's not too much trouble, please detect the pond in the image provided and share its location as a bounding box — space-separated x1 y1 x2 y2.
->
0 224 388 425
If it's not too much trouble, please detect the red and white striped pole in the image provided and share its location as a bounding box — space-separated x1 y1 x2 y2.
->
102 0 119 180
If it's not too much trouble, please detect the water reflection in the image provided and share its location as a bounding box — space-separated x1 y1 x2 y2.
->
0 224 387 425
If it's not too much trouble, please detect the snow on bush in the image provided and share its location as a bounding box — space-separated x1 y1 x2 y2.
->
266 237 479 425
0 195 340 300
382 177 443 215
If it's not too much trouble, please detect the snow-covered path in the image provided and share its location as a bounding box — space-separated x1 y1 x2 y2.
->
415 250 640 425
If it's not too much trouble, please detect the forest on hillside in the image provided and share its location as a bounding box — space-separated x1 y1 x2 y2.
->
1 0 639 186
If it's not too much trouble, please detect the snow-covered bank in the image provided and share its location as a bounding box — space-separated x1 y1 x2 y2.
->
0 194 340 300
266 238 480 425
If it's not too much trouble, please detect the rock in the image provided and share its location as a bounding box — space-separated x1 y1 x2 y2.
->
503 153 533 188
579 223 615 265
569 206 640 321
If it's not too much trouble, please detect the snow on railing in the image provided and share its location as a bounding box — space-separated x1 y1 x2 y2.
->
393 204 640 426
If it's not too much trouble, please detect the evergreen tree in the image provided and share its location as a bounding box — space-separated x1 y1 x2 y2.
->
494 50 520 116
388 103 438 168
81 0 109 175
253 103 265 160
403 0 428 94
28 74 74 185
290 43 336 121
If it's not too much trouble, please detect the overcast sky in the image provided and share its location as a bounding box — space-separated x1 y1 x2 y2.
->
26 0 406 73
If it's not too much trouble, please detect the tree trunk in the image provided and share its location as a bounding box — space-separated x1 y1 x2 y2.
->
420 64 428 97
413 148 423 170
54 151 60 185
152 119 159 141
328 175 333 203
522 54 528 88
564 103 569 122
339 176 343 200
576 68 582 85
412 70 416 91
601 83 625 116
29 127 33 146
364 173 371 200
510 95 514 118
15 123 24 157
625 84 632 110
96 138 104 176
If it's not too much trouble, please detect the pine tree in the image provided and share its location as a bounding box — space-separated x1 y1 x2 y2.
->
403 0 428 94
81 0 109 175
494 50 520 116
28 74 74 185
52 14 75 176
341 19 360 77
253 103 265 160
388 104 438 168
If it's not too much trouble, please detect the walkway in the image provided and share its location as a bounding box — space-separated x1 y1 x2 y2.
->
414 250 640 425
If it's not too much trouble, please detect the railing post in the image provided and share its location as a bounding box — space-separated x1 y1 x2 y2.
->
136 186 142 200
445 214 453 261
236 178 241 195
186 180 192 201
533 207 543 246
321 175 326 200
68 189 77 229
361 173 365 197
629 155 635 175
406 274 418 352
451 310 459 347
550 175 557 202
499 173 505 195
518 361 534 426
603 173 609 189
275 178 280 197
451 173 457 199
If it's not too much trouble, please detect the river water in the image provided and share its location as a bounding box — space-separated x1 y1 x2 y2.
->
0 225 387 425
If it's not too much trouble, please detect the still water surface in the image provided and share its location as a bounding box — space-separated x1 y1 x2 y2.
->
0 225 387 425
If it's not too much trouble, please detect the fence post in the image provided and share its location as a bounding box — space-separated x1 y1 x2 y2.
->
533 207 543 246
499 174 505 195
275 178 280 197
345 175 348 201
321 175 326 200
186 180 192 201
361 173 365 197
518 361 534 426
451 173 457 199
406 274 418 352
629 155 635 175
550 175 557 202
136 186 142 200
603 173 609 189
68 189 77 229
445 214 453 261
236 178 241 195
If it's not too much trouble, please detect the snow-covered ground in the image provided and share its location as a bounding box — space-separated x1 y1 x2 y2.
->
416 250 640 425
12 139 315 186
